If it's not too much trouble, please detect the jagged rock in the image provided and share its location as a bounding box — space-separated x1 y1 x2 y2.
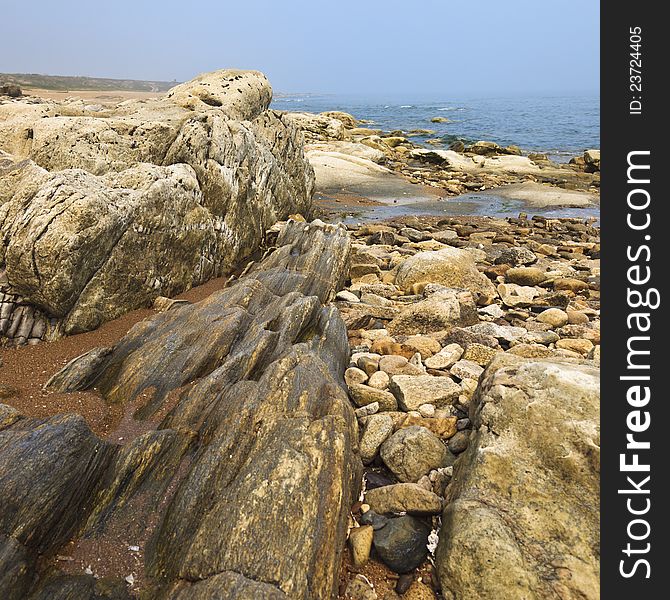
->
3 220 360 600
0 70 314 344
436 354 599 599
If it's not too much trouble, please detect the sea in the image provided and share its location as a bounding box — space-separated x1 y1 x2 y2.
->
271 94 599 163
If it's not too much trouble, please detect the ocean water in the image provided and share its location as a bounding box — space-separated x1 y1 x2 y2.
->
271 94 599 163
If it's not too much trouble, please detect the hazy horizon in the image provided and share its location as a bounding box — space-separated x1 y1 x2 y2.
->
2 1 600 96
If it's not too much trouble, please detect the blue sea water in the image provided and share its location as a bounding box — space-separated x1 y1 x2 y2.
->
271 94 599 163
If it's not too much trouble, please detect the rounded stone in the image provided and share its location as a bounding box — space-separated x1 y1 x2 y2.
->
536 308 569 328
380 426 449 482
373 515 431 573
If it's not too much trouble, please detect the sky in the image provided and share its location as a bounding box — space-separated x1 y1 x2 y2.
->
2 0 599 96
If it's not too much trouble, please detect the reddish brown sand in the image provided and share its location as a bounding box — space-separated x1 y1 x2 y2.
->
0 275 231 437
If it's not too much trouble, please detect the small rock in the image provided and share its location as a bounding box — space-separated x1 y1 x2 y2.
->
396 573 415 595
537 308 569 328
399 415 458 440
403 581 436 599
358 355 381 376
355 403 380 418
462 343 498 366
359 509 389 530
505 267 547 286
349 384 398 411
349 525 374 568
373 515 430 573
360 414 394 464
346 367 369 386
423 343 464 370
495 246 537 266
402 336 442 359
379 355 424 376
345 575 378 600
389 375 461 411
418 404 435 418
337 290 361 303
381 426 449 482
555 338 594 355
365 483 442 516
450 360 484 381
368 370 391 389
447 430 470 454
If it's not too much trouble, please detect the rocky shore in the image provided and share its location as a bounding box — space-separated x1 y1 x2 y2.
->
1 72 599 600
333 212 599 599
280 109 600 218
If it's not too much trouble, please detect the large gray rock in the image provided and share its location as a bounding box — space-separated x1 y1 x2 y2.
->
0 69 314 344
436 355 599 600
2 221 360 600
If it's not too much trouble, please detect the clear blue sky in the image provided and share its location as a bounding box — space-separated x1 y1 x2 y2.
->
2 0 599 95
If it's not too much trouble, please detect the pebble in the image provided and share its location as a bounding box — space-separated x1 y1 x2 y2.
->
555 338 594 355
345 367 369 386
448 430 470 454
423 343 464 370
418 403 435 418
349 384 398 411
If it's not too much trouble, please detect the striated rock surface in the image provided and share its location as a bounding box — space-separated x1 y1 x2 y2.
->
0 220 361 600
436 354 599 600
0 69 315 345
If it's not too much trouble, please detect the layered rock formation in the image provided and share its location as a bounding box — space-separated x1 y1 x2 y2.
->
0 70 315 345
0 219 361 599
436 354 600 599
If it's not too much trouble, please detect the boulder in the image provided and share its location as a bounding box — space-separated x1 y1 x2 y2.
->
436 354 599 600
4 220 360 600
395 247 495 299
0 70 314 344
387 290 479 336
